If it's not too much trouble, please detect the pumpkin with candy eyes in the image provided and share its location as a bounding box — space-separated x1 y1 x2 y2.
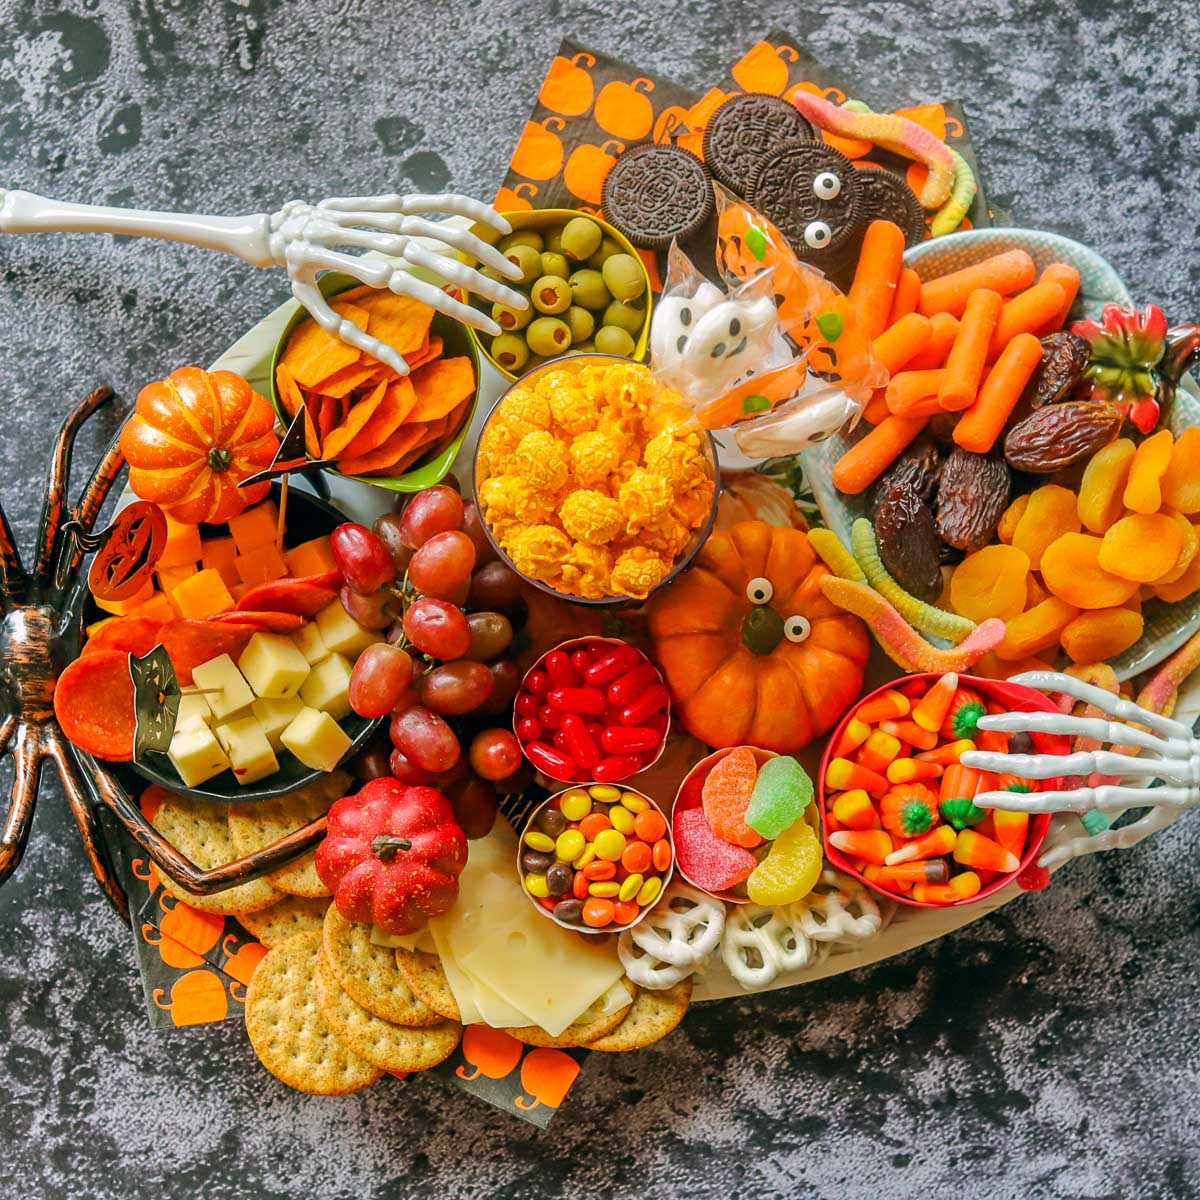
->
647 519 869 752
120 366 279 524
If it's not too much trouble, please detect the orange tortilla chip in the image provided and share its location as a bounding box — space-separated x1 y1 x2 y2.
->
407 357 476 423
295 388 322 457
337 422 427 477
323 380 388 459
338 378 417 460
281 304 369 387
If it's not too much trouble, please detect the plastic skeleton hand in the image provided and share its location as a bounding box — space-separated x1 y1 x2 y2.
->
964 670 1198 870
0 188 526 376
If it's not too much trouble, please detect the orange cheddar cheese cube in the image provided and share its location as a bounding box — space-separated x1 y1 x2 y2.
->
171 568 235 619
158 516 203 568
130 592 178 623
229 501 280 555
157 563 198 594
284 536 335 578
201 536 240 589
235 545 288 588
95 579 155 616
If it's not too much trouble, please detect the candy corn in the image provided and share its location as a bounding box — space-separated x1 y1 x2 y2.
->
879 719 939 751
831 717 871 758
829 829 894 864
877 860 949 886
857 729 902 773
831 789 878 831
886 757 942 784
953 829 1019 874
912 671 958 732
992 808 1029 857
825 757 889 796
863 864 913 893
855 689 910 724
912 871 981 903
916 738 975 766
884 823 957 865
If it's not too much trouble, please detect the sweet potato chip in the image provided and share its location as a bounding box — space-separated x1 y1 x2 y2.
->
407 357 475 422
337 422 428 477
323 379 388 459
275 362 305 418
316 394 340 444
338 378 417 460
317 360 385 398
402 336 444 372
296 387 322 457
282 304 369 387
359 292 436 358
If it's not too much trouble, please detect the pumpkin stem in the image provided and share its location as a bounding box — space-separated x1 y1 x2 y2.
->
371 835 413 860
741 605 784 655
207 446 233 472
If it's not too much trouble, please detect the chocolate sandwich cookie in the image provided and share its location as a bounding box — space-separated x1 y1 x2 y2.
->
601 143 714 250
747 139 863 270
702 92 816 194
853 164 927 246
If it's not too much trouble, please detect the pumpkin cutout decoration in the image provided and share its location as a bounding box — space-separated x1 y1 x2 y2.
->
731 41 800 95
494 182 539 212
594 79 655 140
457 1025 523 1081
537 51 596 117
562 139 625 207
120 366 279 525
509 117 567 181
647 520 869 753
151 969 229 1026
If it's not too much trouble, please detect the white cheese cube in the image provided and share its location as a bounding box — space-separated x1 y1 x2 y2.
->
251 695 305 751
168 726 231 788
315 600 382 658
281 707 353 773
213 716 279 785
238 631 311 699
175 687 213 732
191 654 255 720
298 652 353 721
291 621 330 666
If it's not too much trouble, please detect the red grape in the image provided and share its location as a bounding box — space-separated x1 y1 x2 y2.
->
403 598 472 659
372 512 415 575
398 486 464 549
356 739 394 781
468 728 522 780
331 523 395 595
494 759 534 794
418 660 494 715
349 643 414 718
464 611 513 661
389 706 460 773
408 530 476 599
389 748 434 786
338 584 395 630
462 502 499 566
448 775 499 839
479 658 522 716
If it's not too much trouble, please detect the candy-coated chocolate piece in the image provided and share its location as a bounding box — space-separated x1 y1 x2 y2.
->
588 881 620 898
536 806 568 838
609 806 635 835
634 808 667 843
559 788 592 821
525 873 550 898
523 830 556 853
589 784 622 802
553 899 584 923
582 860 616 881
546 862 573 896
620 791 650 813
556 828 586 862
636 876 663 906
582 897 616 927
618 873 644 902
622 841 652 873
594 828 627 862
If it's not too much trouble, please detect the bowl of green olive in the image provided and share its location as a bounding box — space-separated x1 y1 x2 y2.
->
460 208 653 380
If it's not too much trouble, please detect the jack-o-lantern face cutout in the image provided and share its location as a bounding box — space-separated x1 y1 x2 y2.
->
457 1024 523 1081
731 42 800 95
152 969 229 1026
594 79 655 141
514 1047 580 1111
85 500 167 601
538 51 596 117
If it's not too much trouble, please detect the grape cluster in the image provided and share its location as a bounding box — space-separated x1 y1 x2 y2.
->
333 482 530 839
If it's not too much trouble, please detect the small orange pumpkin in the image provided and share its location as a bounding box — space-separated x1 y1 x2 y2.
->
120 366 279 524
648 520 870 752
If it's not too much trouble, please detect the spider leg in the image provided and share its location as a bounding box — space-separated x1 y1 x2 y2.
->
35 385 114 587
0 724 45 888
43 732 129 922
0 500 27 603
53 437 124 595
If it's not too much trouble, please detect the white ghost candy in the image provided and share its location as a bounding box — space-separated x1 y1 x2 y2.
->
649 282 725 377
678 295 778 396
735 387 862 457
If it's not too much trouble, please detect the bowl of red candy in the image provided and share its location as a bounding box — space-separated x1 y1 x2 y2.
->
819 672 1066 908
513 637 669 785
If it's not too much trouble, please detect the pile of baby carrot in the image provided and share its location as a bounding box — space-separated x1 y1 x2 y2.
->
833 220 1082 495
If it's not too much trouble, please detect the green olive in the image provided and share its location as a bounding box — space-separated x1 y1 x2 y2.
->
543 226 565 254
530 275 572 315
498 230 543 253
564 305 595 343
492 299 532 331
560 216 603 261
567 340 596 355
586 236 624 269
595 325 636 357
568 268 611 311
526 316 572 357
601 253 646 302
504 243 543 285
491 332 530 372
540 251 571 279
602 299 645 335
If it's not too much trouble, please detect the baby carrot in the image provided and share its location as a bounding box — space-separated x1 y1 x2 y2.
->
1035 262 1081 334
832 414 929 495
987 281 1065 359
917 249 1037 318
886 368 947 414
954 333 1044 453
862 389 891 424
889 395 944 419
849 220 906 341
907 312 960 369
872 313 933 375
889 267 922 325
938 288 1003 411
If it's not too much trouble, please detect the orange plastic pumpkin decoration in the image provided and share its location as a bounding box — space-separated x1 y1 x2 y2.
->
593 79 655 140
120 366 279 524
538 51 595 116
648 520 870 752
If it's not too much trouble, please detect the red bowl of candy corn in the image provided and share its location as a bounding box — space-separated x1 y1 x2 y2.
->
818 672 1066 908
513 637 670 785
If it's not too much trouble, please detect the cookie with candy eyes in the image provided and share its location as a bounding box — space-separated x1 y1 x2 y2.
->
747 140 863 270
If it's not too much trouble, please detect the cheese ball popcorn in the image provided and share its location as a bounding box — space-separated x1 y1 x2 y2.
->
477 361 715 600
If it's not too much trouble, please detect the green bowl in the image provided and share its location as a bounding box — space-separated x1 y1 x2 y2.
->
268 271 480 495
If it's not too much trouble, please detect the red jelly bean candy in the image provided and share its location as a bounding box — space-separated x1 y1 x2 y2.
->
620 685 669 727
516 717 543 742
570 649 592 676
592 754 641 782
608 663 659 706
560 713 600 770
584 645 641 686
601 726 660 754
544 651 576 689
525 741 573 779
538 704 564 731
515 693 540 718
525 670 550 697
548 687 606 715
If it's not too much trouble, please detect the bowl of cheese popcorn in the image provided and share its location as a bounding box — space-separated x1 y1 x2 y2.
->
473 355 719 604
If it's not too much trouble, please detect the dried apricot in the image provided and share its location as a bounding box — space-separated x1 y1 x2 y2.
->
949 544 1030 623
1060 607 1144 664
1153 528 1200 603
1160 427 1200 514
1025 573 1048 609
1012 485 1081 571
1122 429 1174 514
972 651 1056 680
1041 532 1140 609
1153 510 1199 585
1077 438 1135 534
1097 513 1182 582
996 494 1030 545
995 596 1079 660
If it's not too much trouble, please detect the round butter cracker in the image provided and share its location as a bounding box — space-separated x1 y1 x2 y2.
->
588 977 693 1052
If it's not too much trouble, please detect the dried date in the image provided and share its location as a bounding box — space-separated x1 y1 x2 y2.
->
1004 401 1123 473
869 435 942 516
875 483 943 603
1009 331 1091 426
935 447 1012 552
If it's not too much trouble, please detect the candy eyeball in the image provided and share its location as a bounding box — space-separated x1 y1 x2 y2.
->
784 614 811 642
812 171 841 200
746 577 773 604
803 221 832 249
